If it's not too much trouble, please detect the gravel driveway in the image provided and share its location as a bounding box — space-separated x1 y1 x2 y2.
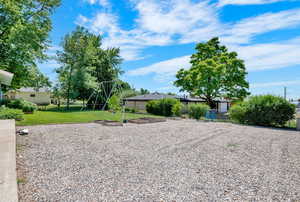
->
17 120 300 201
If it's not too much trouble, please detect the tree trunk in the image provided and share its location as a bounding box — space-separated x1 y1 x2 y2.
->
206 97 216 109
66 66 74 110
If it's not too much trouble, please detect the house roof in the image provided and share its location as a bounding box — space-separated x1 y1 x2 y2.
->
17 87 50 93
124 92 180 101
124 92 231 102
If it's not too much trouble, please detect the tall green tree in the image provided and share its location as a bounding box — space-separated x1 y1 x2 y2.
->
140 88 150 95
56 26 123 109
0 0 60 89
57 26 98 108
174 37 249 108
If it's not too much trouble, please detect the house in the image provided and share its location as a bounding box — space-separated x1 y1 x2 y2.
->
123 92 231 113
5 87 51 105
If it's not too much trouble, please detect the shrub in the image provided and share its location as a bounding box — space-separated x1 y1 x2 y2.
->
7 99 23 109
188 104 210 120
229 95 295 127
172 102 183 116
6 99 37 113
108 95 121 112
0 106 23 120
179 105 189 115
22 103 36 113
146 98 180 116
0 99 10 106
125 107 138 113
146 100 159 115
228 103 247 123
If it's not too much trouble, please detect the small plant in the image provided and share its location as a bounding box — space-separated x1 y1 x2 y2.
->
125 107 138 113
108 95 121 112
188 104 210 120
17 178 26 185
22 104 36 113
227 143 239 148
172 102 183 116
0 106 24 120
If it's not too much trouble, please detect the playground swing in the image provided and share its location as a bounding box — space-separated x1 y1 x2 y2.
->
81 80 127 123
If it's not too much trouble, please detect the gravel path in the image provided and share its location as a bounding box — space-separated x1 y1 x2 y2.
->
17 120 300 201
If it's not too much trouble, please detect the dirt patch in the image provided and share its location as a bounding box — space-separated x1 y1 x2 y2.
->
128 117 166 124
94 120 123 126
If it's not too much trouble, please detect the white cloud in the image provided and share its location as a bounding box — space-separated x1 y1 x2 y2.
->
222 8 300 44
231 37 300 71
127 55 190 82
76 9 173 61
85 0 97 4
128 37 300 81
99 0 110 7
251 80 300 88
84 0 110 7
77 0 219 60
77 0 300 76
134 0 218 34
128 55 190 76
218 0 287 7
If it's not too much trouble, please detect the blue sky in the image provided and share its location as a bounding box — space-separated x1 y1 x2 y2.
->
40 0 300 99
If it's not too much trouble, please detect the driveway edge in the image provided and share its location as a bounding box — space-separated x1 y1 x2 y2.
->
0 120 18 202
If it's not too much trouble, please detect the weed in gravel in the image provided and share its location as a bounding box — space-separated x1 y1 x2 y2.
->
17 178 26 185
227 143 239 148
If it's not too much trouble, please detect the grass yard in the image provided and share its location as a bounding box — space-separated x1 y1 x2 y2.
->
17 106 160 126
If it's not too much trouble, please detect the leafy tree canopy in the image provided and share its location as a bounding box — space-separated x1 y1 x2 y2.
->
0 0 60 89
140 88 150 95
174 37 249 108
56 26 124 109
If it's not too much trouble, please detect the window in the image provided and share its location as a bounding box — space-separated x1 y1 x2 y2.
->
30 94 36 97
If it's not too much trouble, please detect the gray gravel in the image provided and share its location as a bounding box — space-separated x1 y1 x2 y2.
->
17 120 300 201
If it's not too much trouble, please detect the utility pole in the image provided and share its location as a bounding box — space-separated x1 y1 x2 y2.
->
284 86 287 100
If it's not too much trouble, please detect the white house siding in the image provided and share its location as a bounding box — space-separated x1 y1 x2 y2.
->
218 102 229 113
125 101 148 110
8 92 51 105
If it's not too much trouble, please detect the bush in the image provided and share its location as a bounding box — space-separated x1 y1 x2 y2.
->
146 98 181 116
229 95 295 127
125 107 138 113
0 99 10 106
108 95 121 112
172 102 183 116
0 106 23 120
7 99 23 109
228 103 246 123
146 100 159 115
188 104 210 120
22 103 36 113
6 99 37 113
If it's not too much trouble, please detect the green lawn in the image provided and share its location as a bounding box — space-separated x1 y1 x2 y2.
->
17 108 160 126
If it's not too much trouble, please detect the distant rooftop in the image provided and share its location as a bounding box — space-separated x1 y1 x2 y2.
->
124 92 180 101
124 92 230 102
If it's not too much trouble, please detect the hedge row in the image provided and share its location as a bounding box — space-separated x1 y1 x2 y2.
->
0 99 37 113
146 98 180 116
146 98 210 119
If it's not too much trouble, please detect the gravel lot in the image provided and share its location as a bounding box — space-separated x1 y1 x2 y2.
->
17 120 300 201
